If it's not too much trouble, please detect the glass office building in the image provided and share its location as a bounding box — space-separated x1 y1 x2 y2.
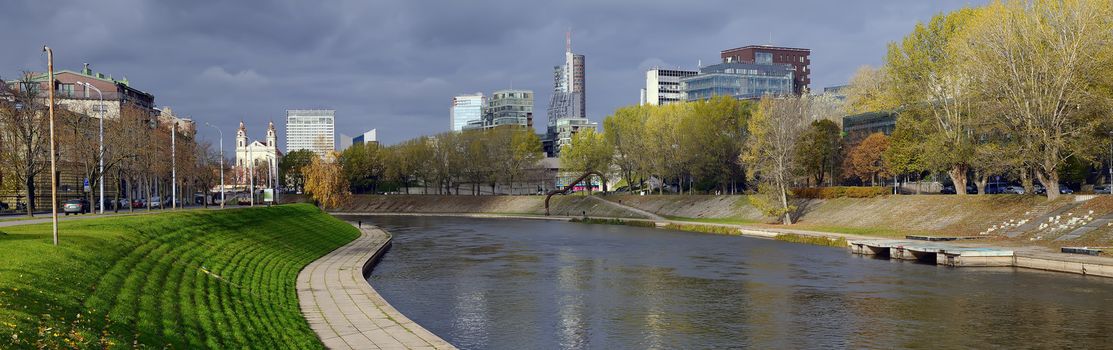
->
450 93 485 131
488 89 533 128
680 62 794 101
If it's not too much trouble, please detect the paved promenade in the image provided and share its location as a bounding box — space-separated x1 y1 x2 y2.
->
297 224 455 350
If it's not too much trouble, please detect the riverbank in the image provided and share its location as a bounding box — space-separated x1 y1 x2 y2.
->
0 204 356 348
297 223 454 349
317 194 1113 247
341 211 1113 279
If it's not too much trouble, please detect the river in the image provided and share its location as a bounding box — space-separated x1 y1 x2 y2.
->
360 215 1113 349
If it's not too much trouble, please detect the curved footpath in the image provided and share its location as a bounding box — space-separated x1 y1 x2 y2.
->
297 223 455 350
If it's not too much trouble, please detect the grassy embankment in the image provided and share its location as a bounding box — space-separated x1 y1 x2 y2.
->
0 204 358 349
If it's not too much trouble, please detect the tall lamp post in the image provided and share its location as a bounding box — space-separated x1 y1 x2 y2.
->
43 46 59 245
78 82 105 213
1108 131 1112 194
171 121 177 210
204 122 225 208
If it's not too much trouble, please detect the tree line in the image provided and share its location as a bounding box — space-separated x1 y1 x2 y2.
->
843 0 1113 200
283 126 544 197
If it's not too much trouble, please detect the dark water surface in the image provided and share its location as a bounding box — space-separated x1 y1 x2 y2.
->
359 215 1113 349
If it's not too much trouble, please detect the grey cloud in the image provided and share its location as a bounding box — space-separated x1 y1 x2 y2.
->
0 0 979 146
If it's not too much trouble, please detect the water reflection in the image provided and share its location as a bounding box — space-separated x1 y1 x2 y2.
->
360 215 1113 349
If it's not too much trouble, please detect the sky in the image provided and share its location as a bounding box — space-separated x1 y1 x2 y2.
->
0 0 980 148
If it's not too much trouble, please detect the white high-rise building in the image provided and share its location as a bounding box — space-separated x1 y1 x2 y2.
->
644 68 697 105
285 109 335 158
450 93 485 131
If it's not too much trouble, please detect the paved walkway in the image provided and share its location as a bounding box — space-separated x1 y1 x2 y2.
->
297 224 455 350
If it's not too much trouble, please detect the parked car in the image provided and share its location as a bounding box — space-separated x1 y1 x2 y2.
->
131 198 146 208
150 196 163 208
63 198 90 215
1003 186 1025 194
1034 184 1074 195
1096 185 1112 194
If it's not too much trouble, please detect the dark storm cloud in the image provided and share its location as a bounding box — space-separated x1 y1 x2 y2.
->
0 0 979 146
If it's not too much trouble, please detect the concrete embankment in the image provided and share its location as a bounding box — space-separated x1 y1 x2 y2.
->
297 223 455 349
313 194 653 219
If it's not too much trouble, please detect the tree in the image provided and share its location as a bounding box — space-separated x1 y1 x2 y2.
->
886 8 980 195
303 152 350 209
681 96 750 194
742 96 811 224
603 105 651 190
842 65 898 115
560 128 612 175
959 0 1113 199
339 142 385 194
279 149 315 194
795 119 842 186
844 132 892 186
885 125 928 193
0 74 50 215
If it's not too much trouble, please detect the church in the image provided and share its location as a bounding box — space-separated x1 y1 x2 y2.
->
235 121 282 188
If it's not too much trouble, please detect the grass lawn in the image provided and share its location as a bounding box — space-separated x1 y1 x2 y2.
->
0 204 358 349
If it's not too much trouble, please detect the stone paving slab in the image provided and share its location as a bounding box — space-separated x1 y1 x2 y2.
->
298 224 456 349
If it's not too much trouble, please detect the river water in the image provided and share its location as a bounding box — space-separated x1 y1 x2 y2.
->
360 215 1113 349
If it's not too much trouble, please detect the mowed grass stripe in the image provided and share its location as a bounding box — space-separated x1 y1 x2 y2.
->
0 204 359 349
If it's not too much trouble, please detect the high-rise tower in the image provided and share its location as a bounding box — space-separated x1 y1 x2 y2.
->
545 31 593 156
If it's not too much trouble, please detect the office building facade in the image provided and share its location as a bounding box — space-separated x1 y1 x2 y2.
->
488 89 533 129
721 45 811 94
285 109 335 158
643 68 698 105
450 93 485 132
680 62 794 101
353 129 377 145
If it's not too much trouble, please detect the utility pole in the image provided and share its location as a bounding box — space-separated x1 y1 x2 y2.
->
249 147 255 206
44 46 59 246
172 121 177 209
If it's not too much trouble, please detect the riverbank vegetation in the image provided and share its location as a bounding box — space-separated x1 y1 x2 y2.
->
0 204 358 348
569 217 656 228
774 233 849 248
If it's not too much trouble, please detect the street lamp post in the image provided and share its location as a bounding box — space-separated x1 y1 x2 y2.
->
1108 131 1112 194
249 147 255 206
204 122 225 208
171 121 177 210
78 82 105 213
43 46 59 246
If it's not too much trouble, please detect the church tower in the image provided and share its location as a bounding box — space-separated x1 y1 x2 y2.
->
237 121 248 148
266 121 277 148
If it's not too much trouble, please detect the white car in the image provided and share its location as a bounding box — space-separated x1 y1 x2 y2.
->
1003 186 1025 194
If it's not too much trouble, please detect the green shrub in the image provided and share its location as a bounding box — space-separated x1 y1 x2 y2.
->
662 223 740 235
774 233 848 247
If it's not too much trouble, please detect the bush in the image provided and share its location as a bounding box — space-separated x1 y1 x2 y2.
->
792 186 889 199
774 233 848 247
662 223 740 235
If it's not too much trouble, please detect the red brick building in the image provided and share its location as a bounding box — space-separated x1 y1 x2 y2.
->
721 45 811 95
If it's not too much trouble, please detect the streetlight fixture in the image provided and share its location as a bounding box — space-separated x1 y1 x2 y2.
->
43 46 59 245
77 82 105 213
203 122 225 208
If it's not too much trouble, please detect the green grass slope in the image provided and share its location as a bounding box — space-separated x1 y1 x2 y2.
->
0 204 358 349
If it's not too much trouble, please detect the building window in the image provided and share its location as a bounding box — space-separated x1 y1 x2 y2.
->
755 52 772 65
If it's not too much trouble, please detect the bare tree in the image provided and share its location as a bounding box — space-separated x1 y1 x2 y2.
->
741 95 812 224
0 74 50 215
